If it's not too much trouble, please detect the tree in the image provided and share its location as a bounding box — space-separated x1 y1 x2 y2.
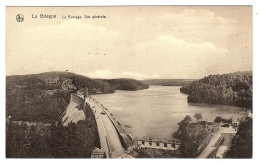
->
178 115 192 129
174 115 198 158
194 113 203 122
184 115 192 123
214 116 232 124
226 118 252 158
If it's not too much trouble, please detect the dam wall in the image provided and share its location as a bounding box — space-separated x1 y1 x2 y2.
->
61 93 85 126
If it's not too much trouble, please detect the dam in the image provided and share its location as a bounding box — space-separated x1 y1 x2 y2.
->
59 88 134 158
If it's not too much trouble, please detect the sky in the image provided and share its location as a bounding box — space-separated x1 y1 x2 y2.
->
6 6 252 79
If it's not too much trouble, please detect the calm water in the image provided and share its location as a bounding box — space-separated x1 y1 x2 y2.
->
92 86 247 139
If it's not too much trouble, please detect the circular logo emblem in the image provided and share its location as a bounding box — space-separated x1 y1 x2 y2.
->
16 14 24 22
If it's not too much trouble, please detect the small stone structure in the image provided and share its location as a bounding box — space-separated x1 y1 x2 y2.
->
137 137 180 150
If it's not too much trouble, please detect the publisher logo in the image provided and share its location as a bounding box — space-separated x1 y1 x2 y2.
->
16 14 24 22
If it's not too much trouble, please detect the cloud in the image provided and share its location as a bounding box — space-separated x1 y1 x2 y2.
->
153 9 240 47
155 35 218 50
131 35 229 79
135 35 227 55
121 72 160 79
157 9 238 24
85 69 112 78
7 7 251 79
84 70 160 79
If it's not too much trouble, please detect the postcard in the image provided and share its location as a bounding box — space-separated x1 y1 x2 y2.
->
6 6 252 158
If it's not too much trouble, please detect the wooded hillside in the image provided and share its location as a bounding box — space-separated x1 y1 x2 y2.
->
180 71 252 108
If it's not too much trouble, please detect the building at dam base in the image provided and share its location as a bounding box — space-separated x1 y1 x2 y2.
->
137 137 180 150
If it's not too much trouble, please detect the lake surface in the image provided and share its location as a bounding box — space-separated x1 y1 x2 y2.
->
92 86 247 139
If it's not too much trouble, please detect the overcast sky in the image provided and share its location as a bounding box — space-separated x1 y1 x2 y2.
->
6 6 252 79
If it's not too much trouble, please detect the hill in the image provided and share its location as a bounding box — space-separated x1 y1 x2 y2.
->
141 79 195 86
102 78 149 91
6 71 115 94
6 71 149 122
180 71 252 108
6 71 108 158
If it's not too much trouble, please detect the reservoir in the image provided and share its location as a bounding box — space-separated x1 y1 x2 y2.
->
92 86 247 140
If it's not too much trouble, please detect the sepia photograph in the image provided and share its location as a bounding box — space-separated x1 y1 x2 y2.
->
5 6 253 158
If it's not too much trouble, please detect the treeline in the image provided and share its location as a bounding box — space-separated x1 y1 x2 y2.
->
180 71 252 108
214 116 233 124
102 78 149 91
7 72 149 95
226 118 252 158
141 79 195 86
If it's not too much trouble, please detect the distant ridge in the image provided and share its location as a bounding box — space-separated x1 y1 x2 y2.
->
141 79 195 86
101 78 149 91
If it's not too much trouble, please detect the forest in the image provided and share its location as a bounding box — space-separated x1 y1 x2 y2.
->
180 71 252 108
6 105 99 158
